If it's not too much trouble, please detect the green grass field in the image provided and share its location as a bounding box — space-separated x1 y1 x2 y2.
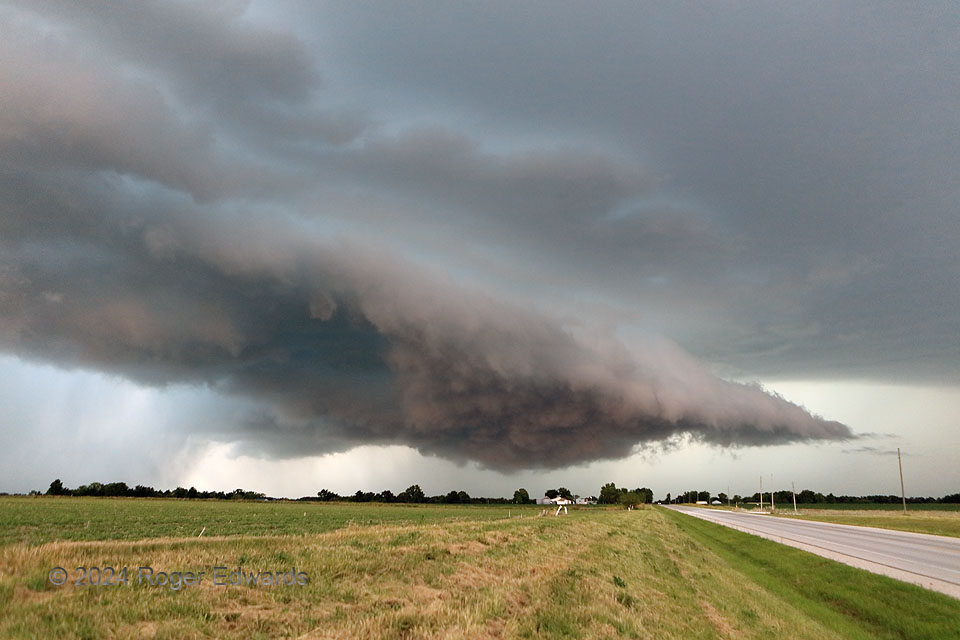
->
1 498 959 639
0 497 526 547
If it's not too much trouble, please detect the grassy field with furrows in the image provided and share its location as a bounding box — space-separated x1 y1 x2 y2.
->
1 499 959 639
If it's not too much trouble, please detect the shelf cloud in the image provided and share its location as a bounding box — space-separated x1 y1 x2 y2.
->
5 1 957 474
0 174 849 469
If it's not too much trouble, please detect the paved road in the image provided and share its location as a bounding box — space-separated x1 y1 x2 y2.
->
665 505 960 599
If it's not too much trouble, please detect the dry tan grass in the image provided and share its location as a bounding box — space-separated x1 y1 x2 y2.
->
0 507 864 638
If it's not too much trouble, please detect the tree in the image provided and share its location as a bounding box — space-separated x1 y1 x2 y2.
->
599 482 620 504
619 491 642 509
636 487 653 504
718 492 728 504
317 489 339 501
111 482 131 496
557 487 573 500
513 488 530 504
46 479 68 496
666 492 672 504
133 485 158 498
399 484 425 503
74 482 103 497
545 489 560 499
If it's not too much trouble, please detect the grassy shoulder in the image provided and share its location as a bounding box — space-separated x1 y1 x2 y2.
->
2 504 864 640
661 507 960 640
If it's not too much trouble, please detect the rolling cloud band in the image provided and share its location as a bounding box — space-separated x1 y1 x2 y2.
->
21 1 960 472
0 173 849 469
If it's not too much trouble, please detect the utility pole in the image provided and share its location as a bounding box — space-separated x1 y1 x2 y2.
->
792 481 798 515
898 447 907 514
770 475 775 511
759 475 763 511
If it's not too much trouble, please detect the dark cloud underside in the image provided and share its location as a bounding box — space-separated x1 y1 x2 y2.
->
5 2 957 468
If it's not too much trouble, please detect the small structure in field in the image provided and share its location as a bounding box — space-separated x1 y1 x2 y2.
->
535 495 573 514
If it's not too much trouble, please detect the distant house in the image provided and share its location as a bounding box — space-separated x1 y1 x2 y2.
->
711 499 722 505
536 496 575 505
536 497 554 505
575 497 597 505
695 500 708 505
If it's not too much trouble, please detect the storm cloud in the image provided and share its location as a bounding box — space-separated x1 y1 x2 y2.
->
0 170 848 469
5 2 957 471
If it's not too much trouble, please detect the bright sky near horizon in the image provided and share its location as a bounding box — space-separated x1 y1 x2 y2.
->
1 2 957 499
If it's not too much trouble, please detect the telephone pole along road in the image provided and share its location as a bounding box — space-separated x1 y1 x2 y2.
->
665 505 960 599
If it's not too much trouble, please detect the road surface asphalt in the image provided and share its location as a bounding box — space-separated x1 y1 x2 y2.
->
665 504 960 599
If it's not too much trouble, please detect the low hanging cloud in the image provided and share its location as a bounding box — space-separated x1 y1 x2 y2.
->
0 177 850 470
0 1 859 472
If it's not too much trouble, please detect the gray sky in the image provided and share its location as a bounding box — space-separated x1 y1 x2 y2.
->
1 1 957 498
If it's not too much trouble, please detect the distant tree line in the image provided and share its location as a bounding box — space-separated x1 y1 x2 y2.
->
33 479 664 506
665 488 960 504
304 485 521 504
37 480 554 504
32 479 959 505
668 490 724 504
598 483 654 507
44 479 266 500
308 483 655 507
